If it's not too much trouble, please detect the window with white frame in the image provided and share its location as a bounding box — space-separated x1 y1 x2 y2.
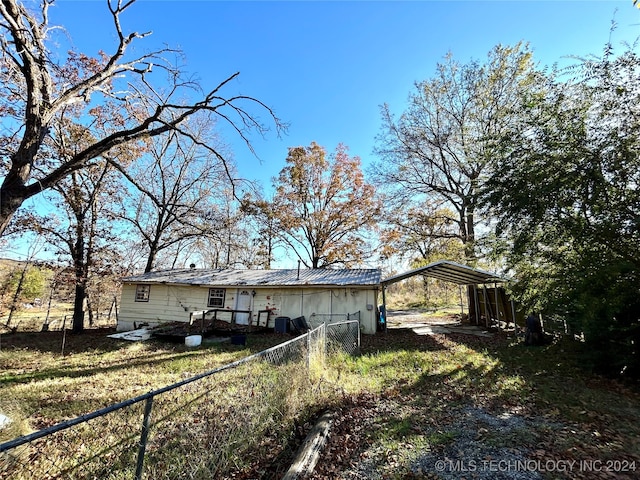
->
207 288 226 308
135 284 150 302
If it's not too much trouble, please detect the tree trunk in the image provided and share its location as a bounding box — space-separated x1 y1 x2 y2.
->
458 197 476 265
0 180 28 237
87 294 95 326
145 213 165 273
464 207 476 265
5 262 30 329
144 248 157 273
72 282 86 333
71 208 87 333
107 296 117 321
44 283 55 327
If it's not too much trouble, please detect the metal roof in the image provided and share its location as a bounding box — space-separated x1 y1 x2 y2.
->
123 268 382 287
381 260 507 286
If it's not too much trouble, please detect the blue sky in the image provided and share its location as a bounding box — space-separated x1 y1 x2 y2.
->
47 0 640 192
3 1 640 263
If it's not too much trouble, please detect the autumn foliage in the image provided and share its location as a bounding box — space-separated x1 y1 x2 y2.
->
258 142 382 268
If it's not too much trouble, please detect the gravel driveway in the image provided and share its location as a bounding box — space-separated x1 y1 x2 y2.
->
307 315 564 480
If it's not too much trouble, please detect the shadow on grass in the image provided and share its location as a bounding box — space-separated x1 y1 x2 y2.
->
0 329 287 387
0 328 126 354
0 328 286 355
361 326 640 461
361 327 451 354
0 349 216 386
366 327 640 409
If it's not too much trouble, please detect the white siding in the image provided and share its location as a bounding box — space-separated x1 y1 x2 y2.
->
118 283 379 334
118 284 204 330
250 286 379 334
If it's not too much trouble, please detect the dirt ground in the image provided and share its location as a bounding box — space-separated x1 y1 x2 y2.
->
385 308 494 336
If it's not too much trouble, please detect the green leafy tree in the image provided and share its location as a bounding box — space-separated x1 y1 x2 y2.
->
7 267 46 302
373 43 540 262
1 264 46 312
1 262 48 330
484 43 640 375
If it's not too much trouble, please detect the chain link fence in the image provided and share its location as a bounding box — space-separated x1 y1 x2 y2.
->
327 320 360 356
308 311 360 328
1 312 117 334
1 320 360 480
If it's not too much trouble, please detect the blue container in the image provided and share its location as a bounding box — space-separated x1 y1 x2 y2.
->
231 334 247 345
274 317 290 334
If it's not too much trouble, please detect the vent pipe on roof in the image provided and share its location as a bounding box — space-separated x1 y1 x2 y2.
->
297 260 301 280
189 263 196 270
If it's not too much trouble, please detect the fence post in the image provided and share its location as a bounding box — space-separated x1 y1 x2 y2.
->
61 316 67 357
306 332 311 372
134 396 154 480
323 324 327 361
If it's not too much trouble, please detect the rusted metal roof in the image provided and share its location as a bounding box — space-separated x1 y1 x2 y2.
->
381 260 507 286
123 268 382 287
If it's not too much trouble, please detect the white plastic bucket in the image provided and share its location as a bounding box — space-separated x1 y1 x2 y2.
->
185 335 202 347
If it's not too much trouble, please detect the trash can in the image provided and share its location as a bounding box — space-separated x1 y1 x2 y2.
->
185 335 202 347
377 305 386 332
274 316 290 333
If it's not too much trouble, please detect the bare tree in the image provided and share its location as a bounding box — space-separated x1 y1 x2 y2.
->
128 185 261 271
119 114 232 272
373 43 538 262
0 0 283 236
32 157 122 333
194 189 258 269
380 201 464 266
240 190 282 269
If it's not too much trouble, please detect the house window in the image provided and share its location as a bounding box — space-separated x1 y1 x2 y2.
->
208 288 226 308
135 285 150 302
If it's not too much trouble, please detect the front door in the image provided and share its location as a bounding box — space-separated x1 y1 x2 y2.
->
236 290 252 325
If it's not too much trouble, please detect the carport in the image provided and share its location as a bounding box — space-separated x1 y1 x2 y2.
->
380 260 516 329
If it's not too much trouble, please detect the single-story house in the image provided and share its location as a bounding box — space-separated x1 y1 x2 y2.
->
118 268 382 334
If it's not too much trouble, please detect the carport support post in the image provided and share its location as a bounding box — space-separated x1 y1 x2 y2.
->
494 283 501 330
482 285 492 328
473 286 480 326
381 285 387 333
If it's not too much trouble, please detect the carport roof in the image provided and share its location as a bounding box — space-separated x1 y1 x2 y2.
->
381 260 507 286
